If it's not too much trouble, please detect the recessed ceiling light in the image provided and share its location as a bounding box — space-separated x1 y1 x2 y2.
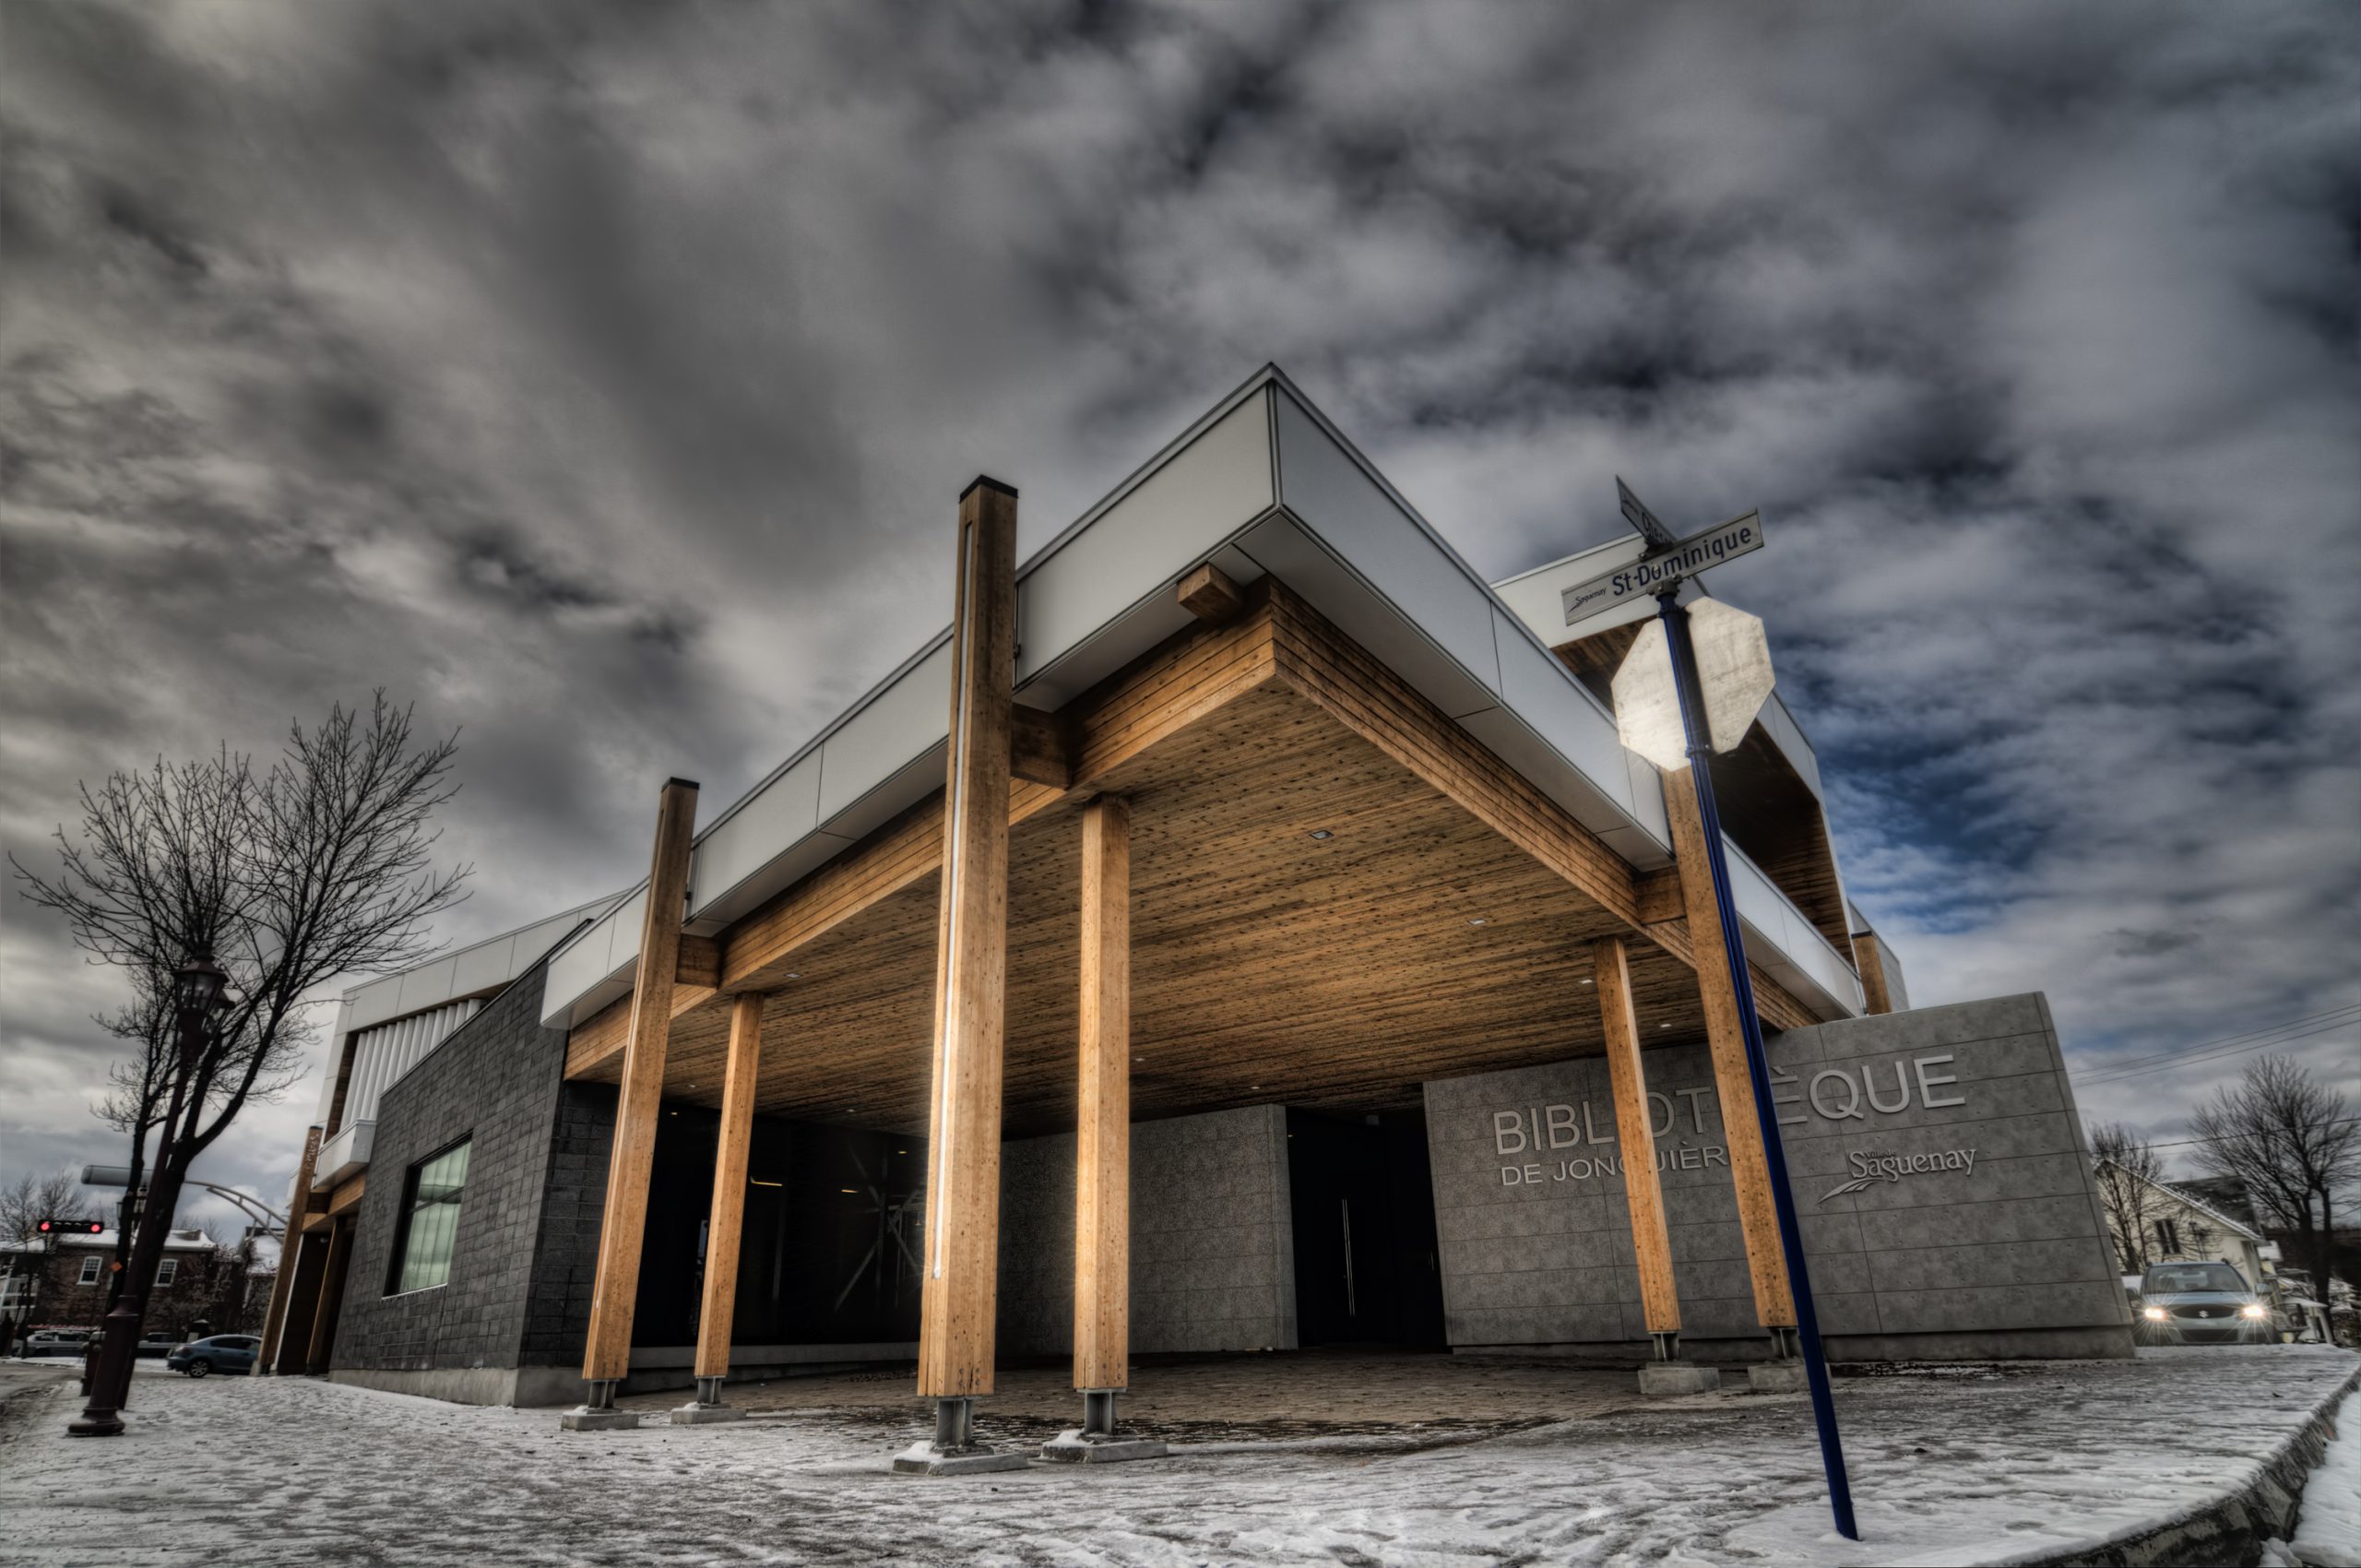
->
1658 1023 1671 1030
1250 1085 1262 1091
1309 829 1333 840
1466 917 1488 927
786 972 801 980
839 1188 858 1195
1579 980 1593 987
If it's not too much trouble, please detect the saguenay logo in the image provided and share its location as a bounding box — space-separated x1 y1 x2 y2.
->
1819 1146 1977 1206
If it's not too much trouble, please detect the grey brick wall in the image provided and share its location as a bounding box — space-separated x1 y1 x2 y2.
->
1424 993 2135 1361
998 1104 1298 1360
521 1082 614 1368
330 957 588 1379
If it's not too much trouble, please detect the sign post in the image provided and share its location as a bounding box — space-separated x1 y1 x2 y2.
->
1606 479 1859 1542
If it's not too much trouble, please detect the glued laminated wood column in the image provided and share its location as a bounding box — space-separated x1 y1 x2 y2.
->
1074 795 1131 1393
1857 933 1895 1016
582 775 701 1384
916 477 1018 1401
1592 937 1680 1336
304 1217 354 1373
256 1124 322 1370
1664 768 1796 1329
694 992 765 1382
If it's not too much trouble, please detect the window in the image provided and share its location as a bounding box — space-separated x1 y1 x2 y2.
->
2153 1218 2182 1255
387 1139 471 1295
155 1257 179 1287
77 1255 102 1286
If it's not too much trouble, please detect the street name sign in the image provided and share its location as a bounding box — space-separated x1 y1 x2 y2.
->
1560 509 1764 627
1616 475 1679 547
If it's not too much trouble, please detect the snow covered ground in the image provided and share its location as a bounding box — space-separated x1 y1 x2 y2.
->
0 1346 2352 1566
2273 1394 2361 1568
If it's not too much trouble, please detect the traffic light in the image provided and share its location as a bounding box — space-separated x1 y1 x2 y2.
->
35 1218 105 1236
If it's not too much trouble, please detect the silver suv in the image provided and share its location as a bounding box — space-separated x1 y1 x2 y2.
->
2137 1262 2274 1344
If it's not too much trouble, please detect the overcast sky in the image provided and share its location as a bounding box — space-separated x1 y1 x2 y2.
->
4 1 2356 1240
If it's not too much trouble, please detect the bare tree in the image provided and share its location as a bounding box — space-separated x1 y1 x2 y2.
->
0 1170 89 1244
89 968 313 1302
2089 1121 2168 1274
14 695 468 1417
2190 1055 2361 1300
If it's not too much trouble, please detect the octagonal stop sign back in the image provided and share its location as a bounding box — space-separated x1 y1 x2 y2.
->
1609 599 1775 772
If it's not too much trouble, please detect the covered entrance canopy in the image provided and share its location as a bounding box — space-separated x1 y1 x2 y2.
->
539 367 1873 1434
563 599 1802 1135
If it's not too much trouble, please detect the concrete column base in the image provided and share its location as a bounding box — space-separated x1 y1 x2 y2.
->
1040 1430 1168 1463
1748 1361 1809 1394
891 1442 1033 1477
1638 1361 1722 1396
560 1408 642 1431
671 1403 746 1425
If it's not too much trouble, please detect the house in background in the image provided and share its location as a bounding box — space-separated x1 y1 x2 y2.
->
2097 1158 2276 1285
0 1228 228 1336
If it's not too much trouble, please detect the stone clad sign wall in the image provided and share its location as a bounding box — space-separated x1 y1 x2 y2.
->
1423 993 2135 1361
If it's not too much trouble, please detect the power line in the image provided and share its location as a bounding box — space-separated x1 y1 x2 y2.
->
2081 1018 2361 1086
2077 1004 2361 1080
2130 1116 2361 1154
2079 1010 2361 1087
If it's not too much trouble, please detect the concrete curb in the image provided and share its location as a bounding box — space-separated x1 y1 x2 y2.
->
2022 1365 2357 1568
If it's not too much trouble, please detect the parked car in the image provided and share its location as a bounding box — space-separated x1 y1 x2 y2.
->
2137 1261 2275 1344
14 1329 91 1359
165 1335 260 1377
137 1330 182 1358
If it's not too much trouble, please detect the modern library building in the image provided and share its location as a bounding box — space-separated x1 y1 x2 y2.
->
255 367 2133 1429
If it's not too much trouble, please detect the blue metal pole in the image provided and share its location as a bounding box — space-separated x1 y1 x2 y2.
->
1656 588 1859 1541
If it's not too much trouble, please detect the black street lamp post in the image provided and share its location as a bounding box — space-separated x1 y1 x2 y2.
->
68 953 227 1438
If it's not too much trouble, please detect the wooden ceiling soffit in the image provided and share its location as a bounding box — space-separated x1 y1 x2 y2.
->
567 599 1286 1078
1264 583 1644 931
1262 584 1820 1034
566 575 1822 1082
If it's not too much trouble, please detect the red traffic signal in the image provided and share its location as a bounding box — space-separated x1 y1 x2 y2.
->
36 1218 105 1235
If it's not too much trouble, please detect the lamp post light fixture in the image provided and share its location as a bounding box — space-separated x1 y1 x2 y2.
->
68 952 229 1437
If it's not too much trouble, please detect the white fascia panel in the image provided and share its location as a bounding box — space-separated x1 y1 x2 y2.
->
1493 535 1648 645
449 934 518 998
1015 393 1275 687
1236 513 1501 721
1723 838 1863 1022
1490 607 1644 826
694 827 856 932
394 956 457 1015
690 753 822 922
818 640 954 827
1272 391 1501 710
345 974 405 1032
1597 823 1672 871
540 890 642 1028
821 742 947 845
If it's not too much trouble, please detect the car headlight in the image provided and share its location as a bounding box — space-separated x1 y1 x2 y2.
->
2241 1304 2268 1319
2142 1306 2168 1321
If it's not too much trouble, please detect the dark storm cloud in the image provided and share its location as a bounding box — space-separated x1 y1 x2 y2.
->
4 0 2355 1227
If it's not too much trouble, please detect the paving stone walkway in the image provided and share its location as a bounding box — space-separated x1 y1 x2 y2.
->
0 1347 2351 1565
616 1348 1690 1443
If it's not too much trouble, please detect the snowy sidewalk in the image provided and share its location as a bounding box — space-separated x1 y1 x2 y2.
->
0 1346 2352 1566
